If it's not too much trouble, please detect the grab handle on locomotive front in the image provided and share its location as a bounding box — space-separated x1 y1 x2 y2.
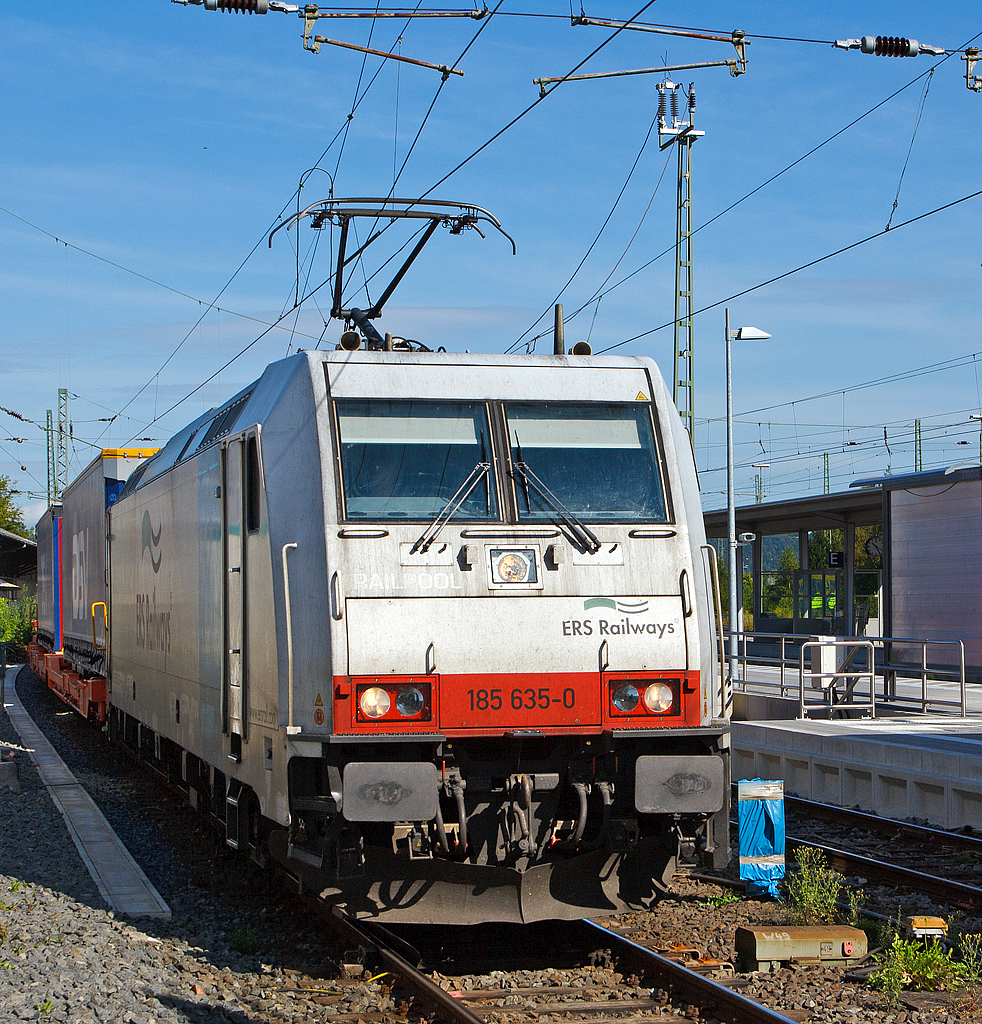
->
679 568 693 618
281 542 299 731
701 543 728 715
330 571 343 621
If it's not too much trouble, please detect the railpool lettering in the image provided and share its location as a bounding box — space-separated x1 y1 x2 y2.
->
352 571 462 590
136 588 172 653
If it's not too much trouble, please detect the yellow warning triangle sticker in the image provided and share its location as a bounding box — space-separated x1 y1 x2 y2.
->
636 391 648 401
314 694 324 707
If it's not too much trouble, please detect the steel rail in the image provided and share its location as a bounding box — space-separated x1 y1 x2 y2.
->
316 905 485 1024
786 836 982 909
576 920 799 1024
784 795 982 854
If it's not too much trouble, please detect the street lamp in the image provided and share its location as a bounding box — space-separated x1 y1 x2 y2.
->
726 308 771 684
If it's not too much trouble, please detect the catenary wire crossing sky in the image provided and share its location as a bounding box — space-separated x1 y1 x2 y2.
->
2 2 982 522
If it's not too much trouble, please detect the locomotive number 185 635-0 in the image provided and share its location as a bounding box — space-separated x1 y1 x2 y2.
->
467 687 576 711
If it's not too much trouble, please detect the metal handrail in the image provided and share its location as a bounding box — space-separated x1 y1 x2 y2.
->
281 542 298 733
879 636 967 718
798 640 876 719
725 628 971 716
724 630 811 698
701 544 727 717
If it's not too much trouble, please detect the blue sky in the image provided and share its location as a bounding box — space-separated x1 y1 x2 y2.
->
2 2 981 525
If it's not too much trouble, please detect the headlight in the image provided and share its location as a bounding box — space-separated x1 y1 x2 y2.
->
395 686 425 717
643 682 674 713
359 686 391 718
496 551 530 581
611 682 640 713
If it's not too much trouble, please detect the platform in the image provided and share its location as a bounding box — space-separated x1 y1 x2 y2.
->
733 715 982 831
2 666 170 918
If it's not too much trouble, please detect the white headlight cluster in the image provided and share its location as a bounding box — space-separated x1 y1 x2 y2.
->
610 680 675 715
358 684 427 719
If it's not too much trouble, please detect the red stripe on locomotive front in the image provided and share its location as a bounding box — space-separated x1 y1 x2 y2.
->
333 670 701 735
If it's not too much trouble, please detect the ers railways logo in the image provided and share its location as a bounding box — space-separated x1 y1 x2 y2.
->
562 597 677 638
141 510 162 573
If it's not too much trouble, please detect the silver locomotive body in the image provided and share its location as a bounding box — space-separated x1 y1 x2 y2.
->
106 349 728 923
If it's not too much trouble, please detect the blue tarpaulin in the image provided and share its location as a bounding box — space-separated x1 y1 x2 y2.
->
737 779 785 899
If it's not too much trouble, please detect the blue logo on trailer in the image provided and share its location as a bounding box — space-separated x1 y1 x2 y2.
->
141 511 162 574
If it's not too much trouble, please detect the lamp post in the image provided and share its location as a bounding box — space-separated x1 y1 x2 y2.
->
725 308 771 683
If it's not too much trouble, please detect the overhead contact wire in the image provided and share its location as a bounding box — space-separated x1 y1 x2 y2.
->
414 0 662 202
506 105 663 353
598 186 982 354
569 33 982 317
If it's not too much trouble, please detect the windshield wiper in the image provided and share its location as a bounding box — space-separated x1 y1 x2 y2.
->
411 460 491 554
512 451 601 554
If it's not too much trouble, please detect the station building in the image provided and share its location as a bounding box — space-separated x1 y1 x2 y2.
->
703 464 982 679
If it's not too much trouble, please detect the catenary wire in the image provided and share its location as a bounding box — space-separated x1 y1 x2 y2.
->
509 143 673 352
122 279 330 445
596 186 982 354
549 32 982 338
412 0 661 203
504 102 665 354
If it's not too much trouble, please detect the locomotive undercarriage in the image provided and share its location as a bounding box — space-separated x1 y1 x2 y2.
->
106 704 727 923
279 731 728 924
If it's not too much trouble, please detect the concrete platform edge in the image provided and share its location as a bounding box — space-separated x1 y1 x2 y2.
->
733 718 982 830
2 666 171 919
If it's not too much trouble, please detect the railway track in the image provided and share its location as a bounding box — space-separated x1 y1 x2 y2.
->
321 910 803 1024
785 835 982 909
784 794 982 854
730 797 982 909
783 796 982 909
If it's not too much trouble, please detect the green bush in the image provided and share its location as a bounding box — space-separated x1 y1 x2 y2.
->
0 596 35 643
0 596 36 660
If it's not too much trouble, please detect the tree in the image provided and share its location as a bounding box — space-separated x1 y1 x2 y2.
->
0 475 30 539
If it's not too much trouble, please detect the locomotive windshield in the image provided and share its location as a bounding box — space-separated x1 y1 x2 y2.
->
337 399 499 520
505 402 667 522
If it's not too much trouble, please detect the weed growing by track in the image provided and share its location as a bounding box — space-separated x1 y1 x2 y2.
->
701 889 742 908
871 936 967 1005
784 848 843 924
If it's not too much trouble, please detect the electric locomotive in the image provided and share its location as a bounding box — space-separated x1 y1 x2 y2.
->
58 343 727 924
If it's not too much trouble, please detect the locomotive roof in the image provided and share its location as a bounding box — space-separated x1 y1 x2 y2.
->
119 349 669 498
